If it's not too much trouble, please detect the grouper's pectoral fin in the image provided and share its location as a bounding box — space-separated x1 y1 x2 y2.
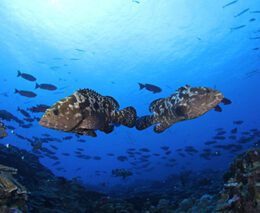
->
99 124 114 134
221 97 232 105
135 115 155 130
154 122 172 133
72 128 97 137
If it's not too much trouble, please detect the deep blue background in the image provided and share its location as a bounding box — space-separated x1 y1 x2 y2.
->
0 0 259 187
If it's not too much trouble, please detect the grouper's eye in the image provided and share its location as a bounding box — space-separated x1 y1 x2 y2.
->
53 108 59 116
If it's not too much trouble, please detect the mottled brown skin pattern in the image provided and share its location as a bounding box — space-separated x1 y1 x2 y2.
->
136 85 224 133
40 89 136 137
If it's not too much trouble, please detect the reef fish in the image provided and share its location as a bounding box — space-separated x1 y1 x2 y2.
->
27 104 50 113
17 107 31 118
222 0 238 9
35 83 57 91
112 168 133 179
17 70 36 81
234 8 250 18
39 89 137 137
138 83 162 93
15 89 37 98
136 85 231 133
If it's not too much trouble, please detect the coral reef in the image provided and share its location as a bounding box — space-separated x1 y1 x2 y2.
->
0 164 28 212
0 144 105 212
215 148 260 212
0 142 258 212
173 148 260 213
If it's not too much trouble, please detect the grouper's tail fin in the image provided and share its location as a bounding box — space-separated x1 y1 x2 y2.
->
112 106 137 128
135 115 155 130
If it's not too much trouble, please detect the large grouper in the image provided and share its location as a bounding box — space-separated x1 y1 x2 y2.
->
39 89 137 137
136 85 231 133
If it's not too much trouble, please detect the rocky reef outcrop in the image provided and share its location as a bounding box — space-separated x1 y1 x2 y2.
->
0 164 28 212
215 148 260 212
0 140 258 212
173 148 260 213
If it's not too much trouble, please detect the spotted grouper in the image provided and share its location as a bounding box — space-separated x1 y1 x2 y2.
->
39 89 137 137
136 85 231 133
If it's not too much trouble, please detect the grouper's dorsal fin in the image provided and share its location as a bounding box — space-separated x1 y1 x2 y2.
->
105 96 120 110
77 88 103 99
149 98 164 113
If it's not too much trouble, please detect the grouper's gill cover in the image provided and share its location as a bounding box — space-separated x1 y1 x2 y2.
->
136 85 226 133
39 89 137 136
40 95 83 131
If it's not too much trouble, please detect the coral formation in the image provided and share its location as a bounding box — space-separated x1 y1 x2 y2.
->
215 148 260 212
0 143 258 212
0 164 28 212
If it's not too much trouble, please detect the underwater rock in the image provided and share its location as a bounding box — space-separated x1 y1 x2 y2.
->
0 144 105 212
215 148 260 212
0 164 28 212
178 198 194 212
172 148 260 213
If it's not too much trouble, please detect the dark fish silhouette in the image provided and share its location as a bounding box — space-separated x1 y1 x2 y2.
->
17 70 36 81
15 89 37 98
233 120 244 125
112 168 133 179
138 83 162 93
234 8 249 17
161 146 170 151
93 156 101 160
213 136 226 140
17 107 31 118
205 140 217 145
39 89 137 137
35 83 57 91
136 85 230 133
63 136 73 140
230 25 246 31
24 118 34 122
27 104 50 113
117 156 128 162
222 0 238 9
217 130 226 135
0 110 24 125
139 148 150 152
75 48 85 52
231 128 238 134
249 36 260 40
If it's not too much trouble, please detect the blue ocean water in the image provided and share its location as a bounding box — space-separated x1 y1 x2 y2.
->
0 0 259 190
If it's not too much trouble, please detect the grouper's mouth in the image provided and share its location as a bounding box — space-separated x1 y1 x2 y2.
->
39 116 49 128
215 92 224 102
